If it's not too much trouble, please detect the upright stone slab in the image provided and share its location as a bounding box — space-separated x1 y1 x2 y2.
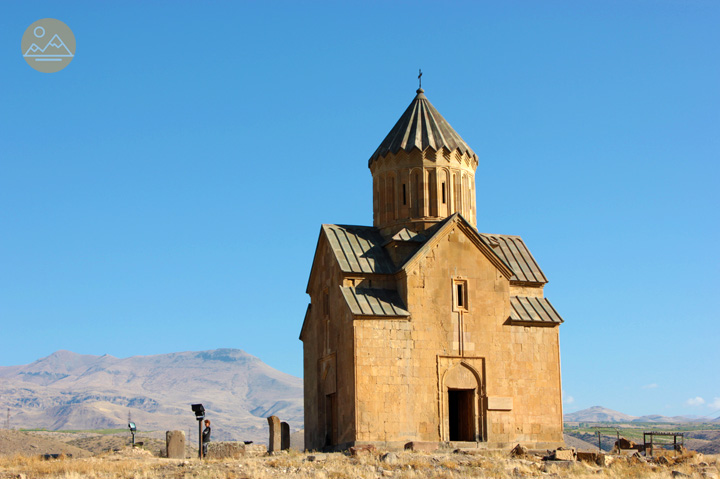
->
267 416 281 453
166 430 186 459
281 422 290 450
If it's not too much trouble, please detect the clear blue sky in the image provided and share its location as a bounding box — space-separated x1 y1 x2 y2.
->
2 1 718 419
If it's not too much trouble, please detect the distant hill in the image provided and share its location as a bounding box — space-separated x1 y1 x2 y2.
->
564 406 715 424
564 406 637 423
633 414 711 423
685 430 720 455
0 349 302 443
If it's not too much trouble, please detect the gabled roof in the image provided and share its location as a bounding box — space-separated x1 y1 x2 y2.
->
479 233 548 284
310 217 548 289
340 287 410 317
400 213 514 280
299 304 311 341
369 89 477 165
509 296 563 325
322 224 396 274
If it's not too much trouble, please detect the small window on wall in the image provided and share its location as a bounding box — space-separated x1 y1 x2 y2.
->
402 184 407 205
453 279 468 311
325 319 330 353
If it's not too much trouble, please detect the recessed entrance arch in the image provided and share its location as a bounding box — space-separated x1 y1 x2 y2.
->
441 362 485 442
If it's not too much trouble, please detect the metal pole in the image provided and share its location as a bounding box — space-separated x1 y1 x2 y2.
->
198 419 203 459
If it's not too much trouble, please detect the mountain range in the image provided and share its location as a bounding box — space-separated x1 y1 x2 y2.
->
0 349 302 442
564 406 720 424
3 351 717 446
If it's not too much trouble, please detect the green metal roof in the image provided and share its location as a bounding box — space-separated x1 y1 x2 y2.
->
369 88 477 165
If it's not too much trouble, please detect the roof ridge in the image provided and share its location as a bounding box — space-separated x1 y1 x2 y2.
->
479 232 525 239
324 223 376 230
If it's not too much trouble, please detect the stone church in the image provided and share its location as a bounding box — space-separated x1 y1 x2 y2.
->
300 87 565 451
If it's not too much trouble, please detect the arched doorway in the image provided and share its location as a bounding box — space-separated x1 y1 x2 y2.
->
442 363 484 442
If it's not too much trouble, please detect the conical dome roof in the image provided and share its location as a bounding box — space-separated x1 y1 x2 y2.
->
369 89 476 165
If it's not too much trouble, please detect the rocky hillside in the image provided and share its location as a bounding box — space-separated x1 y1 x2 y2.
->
0 349 302 443
564 406 716 424
564 406 638 423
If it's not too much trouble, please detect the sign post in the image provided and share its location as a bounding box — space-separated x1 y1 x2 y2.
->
128 422 136 446
191 404 205 459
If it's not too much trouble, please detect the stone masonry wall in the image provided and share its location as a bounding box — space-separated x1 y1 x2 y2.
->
302 235 357 451
353 224 562 448
370 148 478 236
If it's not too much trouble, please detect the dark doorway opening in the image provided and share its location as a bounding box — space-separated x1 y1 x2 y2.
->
325 393 337 447
448 389 474 441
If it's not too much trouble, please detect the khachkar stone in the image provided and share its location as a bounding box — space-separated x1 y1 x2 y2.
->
281 422 290 450
267 416 281 453
166 430 185 459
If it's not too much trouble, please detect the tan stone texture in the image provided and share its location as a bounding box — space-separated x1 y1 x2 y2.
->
206 441 245 459
267 416 281 453
302 219 563 450
302 235 358 450
553 449 576 461
166 430 185 459
370 148 479 237
301 90 564 451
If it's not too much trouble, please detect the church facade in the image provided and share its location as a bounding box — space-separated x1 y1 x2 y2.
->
300 87 565 451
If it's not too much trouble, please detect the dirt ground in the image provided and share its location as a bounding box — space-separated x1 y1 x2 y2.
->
562 434 599 451
0 448 718 479
0 430 197 459
0 430 91 458
0 430 718 479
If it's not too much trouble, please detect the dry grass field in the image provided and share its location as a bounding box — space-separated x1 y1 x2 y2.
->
0 446 717 479
0 429 718 478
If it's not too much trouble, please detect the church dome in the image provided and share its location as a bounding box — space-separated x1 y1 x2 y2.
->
369 88 479 236
369 88 477 166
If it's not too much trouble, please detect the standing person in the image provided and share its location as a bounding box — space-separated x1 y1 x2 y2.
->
202 419 211 458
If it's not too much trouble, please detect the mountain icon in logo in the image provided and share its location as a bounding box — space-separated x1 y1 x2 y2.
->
21 19 76 72
24 33 73 58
